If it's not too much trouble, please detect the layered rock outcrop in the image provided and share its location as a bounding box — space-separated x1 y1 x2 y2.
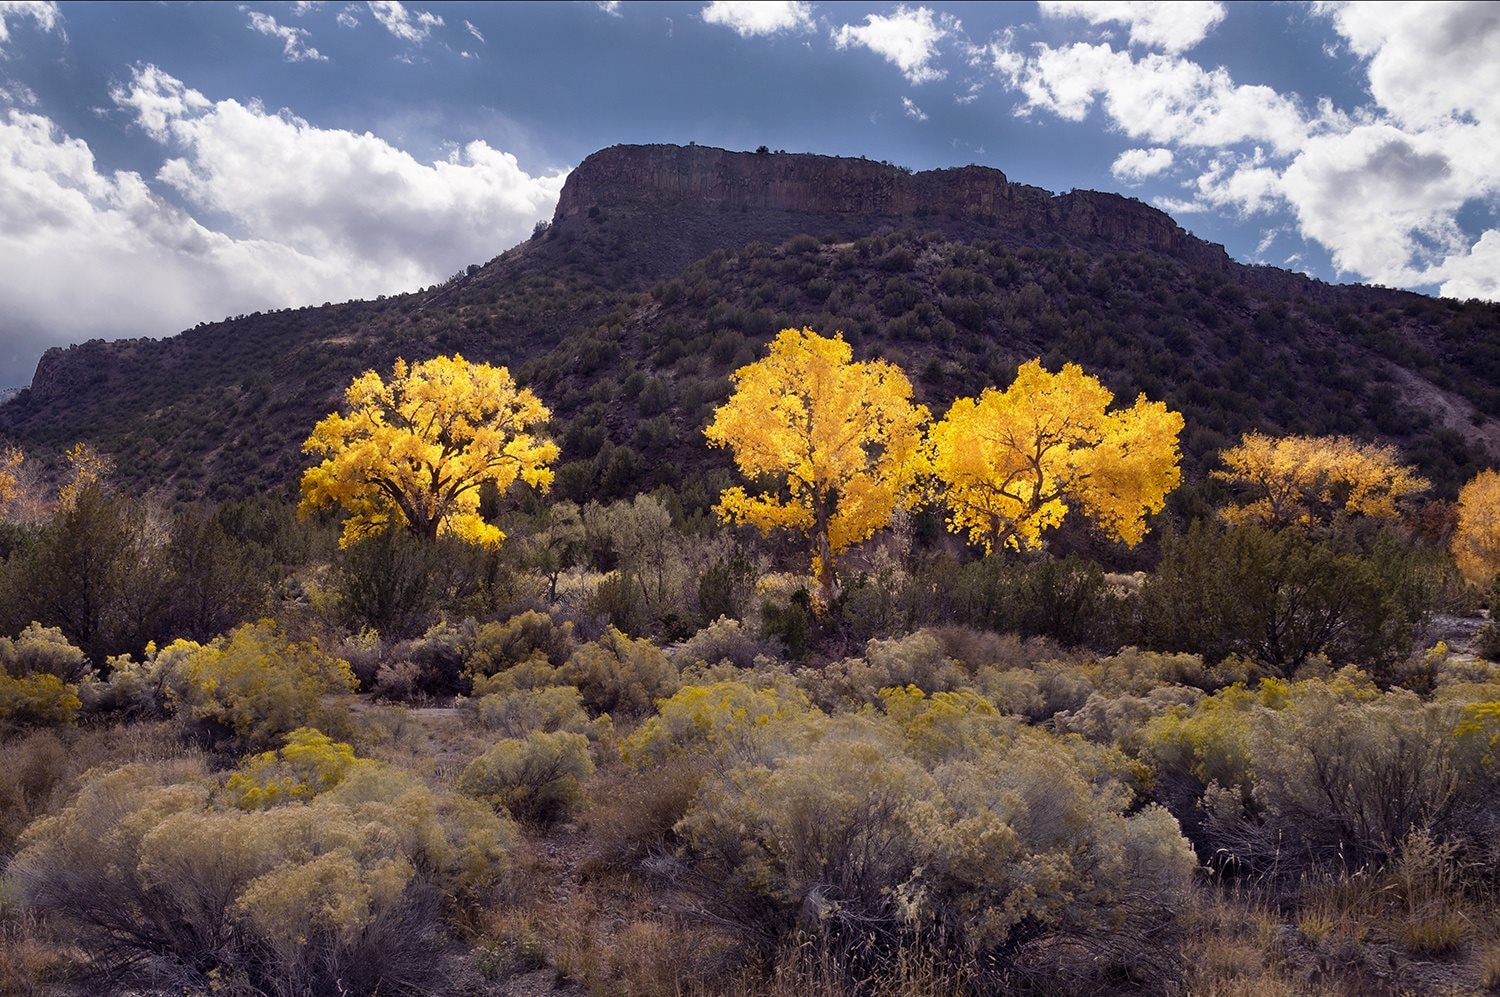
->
554 143 1230 269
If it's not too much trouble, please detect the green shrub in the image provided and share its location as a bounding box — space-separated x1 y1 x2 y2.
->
471 685 608 740
458 730 594 825
466 611 576 678
557 628 678 717
12 757 516 995
156 620 357 752
0 623 88 682
1139 522 1428 673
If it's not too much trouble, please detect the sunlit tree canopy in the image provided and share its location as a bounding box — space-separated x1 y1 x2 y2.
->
929 359 1183 553
704 327 929 599
300 354 558 548
1212 432 1428 527
1453 468 1500 588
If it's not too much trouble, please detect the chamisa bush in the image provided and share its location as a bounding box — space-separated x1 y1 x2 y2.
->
10 737 517 995
81 620 356 752
619 679 1197 991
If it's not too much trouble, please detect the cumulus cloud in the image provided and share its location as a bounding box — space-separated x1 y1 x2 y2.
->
367 0 441 44
336 6 359 29
1039 1 1225 52
1111 146 1173 182
701 1 812 37
595 1 622 14
901 96 927 121
245 10 328 62
831 6 956 85
0 66 566 386
1438 229 1500 300
988 2 1500 299
990 40 1310 153
0 1 59 45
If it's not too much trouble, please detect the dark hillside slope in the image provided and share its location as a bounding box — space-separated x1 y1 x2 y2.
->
1 143 1497 505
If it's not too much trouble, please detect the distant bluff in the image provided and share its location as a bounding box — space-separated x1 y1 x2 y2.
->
553 143 1233 272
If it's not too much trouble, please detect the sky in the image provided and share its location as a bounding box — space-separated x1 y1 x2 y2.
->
0 0 1498 388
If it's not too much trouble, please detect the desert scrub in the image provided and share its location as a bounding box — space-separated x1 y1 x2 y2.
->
10 753 516 995
644 681 1196 990
459 729 595 825
101 620 358 752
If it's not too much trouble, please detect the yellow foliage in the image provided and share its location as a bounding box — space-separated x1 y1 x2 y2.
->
56 442 112 510
299 354 559 549
0 445 22 512
622 679 818 771
876 685 1010 763
160 620 357 751
0 672 80 728
226 727 362 810
1452 468 1500 587
704 328 929 597
928 359 1183 553
1213 431 1429 527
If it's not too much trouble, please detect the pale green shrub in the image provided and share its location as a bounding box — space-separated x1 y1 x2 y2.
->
459 730 594 825
800 631 969 711
673 708 1196 989
466 610 576 678
11 755 516 994
668 615 778 670
471 685 610 741
0 624 88 682
557 627 678 717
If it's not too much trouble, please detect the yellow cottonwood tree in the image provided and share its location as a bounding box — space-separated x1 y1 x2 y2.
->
705 328 929 600
1453 468 1500 588
1212 432 1428 527
57 442 112 509
0 446 23 513
929 359 1183 553
300 354 559 548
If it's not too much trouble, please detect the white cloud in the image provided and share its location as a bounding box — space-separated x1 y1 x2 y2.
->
901 96 927 121
991 41 1310 153
0 1 59 45
1437 229 1500 300
367 0 441 44
595 1 622 14
989 2 1500 301
245 10 328 62
701 1 812 38
1039 1 1225 52
336 6 359 28
1324 2 1500 130
463 19 484 43
1279 124 1469 283
0 67 567 386
831 6 956 85
290 1 323 14
1110 146 1173 182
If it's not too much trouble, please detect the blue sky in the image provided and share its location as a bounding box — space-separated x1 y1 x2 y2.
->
1 1 1497 388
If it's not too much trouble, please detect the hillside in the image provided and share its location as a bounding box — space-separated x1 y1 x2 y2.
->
1 142 1497 507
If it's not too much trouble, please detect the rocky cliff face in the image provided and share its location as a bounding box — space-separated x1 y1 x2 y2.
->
554 144 1231 270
